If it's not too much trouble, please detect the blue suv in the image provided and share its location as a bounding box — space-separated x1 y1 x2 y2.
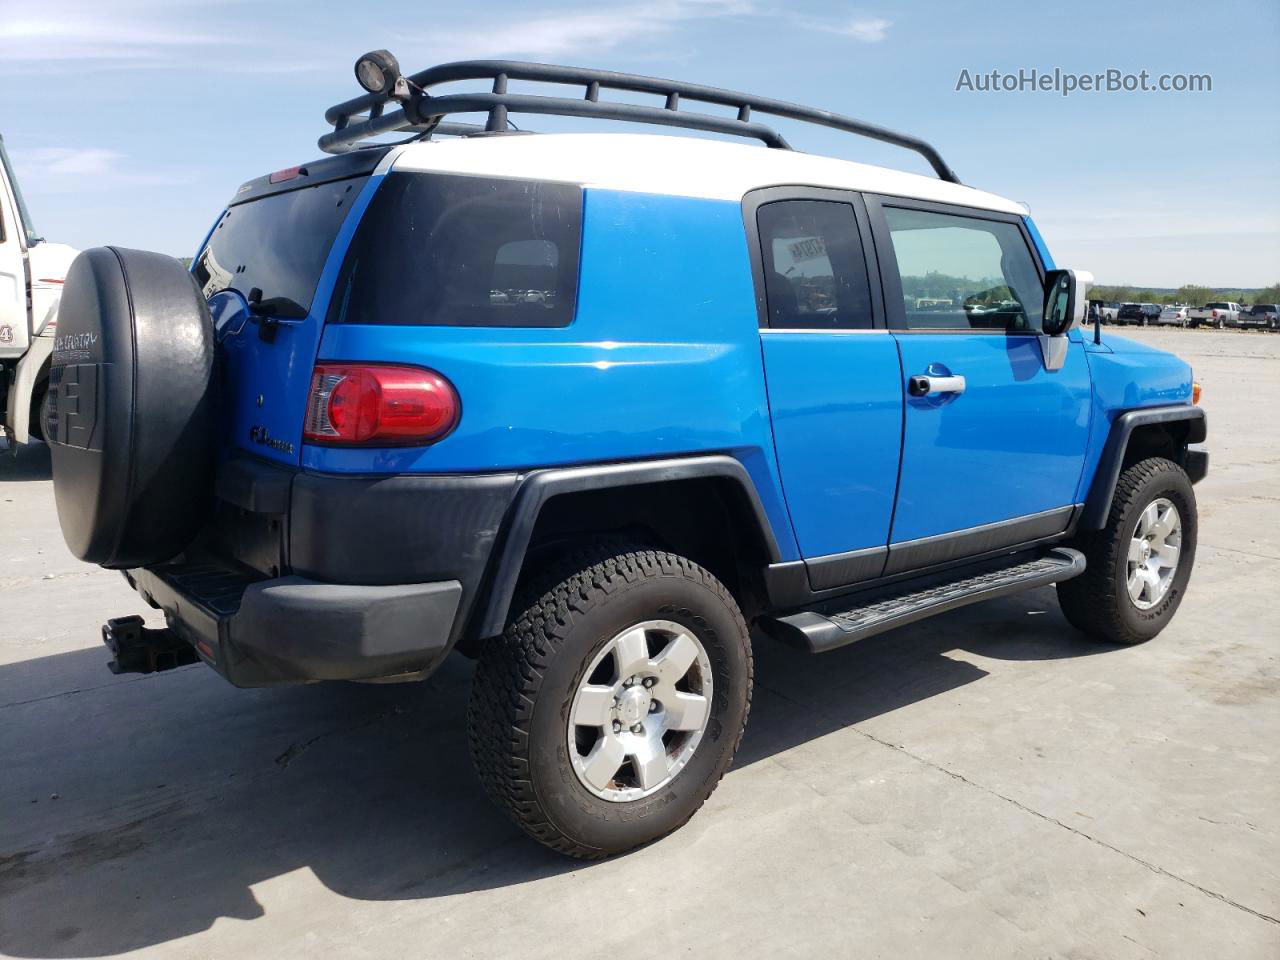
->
45 54 1207 858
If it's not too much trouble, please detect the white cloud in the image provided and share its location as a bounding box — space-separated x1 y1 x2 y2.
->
424 0 755 60
0 2 327 73
805 15 892 43
829 16 891 42
10 148 125 176
8 147 194 194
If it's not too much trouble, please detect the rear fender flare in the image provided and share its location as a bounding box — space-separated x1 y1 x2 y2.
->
473 455 782 639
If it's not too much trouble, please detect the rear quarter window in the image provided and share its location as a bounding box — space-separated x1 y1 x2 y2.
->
330 172 582 327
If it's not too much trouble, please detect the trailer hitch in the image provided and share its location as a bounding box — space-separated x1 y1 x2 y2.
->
101 616 198 675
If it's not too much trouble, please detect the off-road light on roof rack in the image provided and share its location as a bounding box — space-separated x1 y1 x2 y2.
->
355 49 401 97
319 55 961 183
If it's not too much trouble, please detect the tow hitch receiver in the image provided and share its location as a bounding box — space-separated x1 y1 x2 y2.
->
102 615 198 675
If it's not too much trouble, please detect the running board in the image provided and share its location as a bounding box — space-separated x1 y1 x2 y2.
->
762 547 1086 653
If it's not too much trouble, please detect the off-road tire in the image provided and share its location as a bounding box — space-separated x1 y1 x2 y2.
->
468 542 752 859
30 382 50 443
1058 457 1197 644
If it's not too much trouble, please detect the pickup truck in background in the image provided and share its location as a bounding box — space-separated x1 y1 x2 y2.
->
1188 302 1242 328
0 134 78 447
1238 304 1278 330
1089 299 1120 323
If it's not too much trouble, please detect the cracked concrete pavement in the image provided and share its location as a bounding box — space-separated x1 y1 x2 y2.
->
0 328 1276 958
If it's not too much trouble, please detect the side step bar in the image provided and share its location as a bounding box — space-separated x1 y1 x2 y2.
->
762 547 1086 653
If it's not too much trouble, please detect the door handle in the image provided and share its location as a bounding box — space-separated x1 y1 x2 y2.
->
908 374 966 397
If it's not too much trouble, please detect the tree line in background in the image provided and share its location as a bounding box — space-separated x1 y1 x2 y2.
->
175 257 1277 310
1089 282 1280 306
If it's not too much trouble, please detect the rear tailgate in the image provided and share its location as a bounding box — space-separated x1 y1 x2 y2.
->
192 150 386 465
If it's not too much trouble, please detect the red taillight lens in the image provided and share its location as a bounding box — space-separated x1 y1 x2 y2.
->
303 364 459 445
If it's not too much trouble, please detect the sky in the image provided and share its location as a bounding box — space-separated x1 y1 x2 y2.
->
1 0 1276 288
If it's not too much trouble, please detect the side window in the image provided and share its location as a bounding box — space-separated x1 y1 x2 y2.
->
757 200 873 330
331 173 582 328
882 207 1043 332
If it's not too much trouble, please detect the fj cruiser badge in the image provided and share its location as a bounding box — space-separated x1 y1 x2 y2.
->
248 424 295 454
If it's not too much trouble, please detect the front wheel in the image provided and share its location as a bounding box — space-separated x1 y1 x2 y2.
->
1058 458 1197 644
468 543 752 858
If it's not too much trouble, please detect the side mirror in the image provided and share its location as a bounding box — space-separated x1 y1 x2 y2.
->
1040 269 1093 371
1039 268 1080 335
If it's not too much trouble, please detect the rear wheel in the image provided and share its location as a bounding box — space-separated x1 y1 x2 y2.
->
468 543 752 859
1058 458 1197 644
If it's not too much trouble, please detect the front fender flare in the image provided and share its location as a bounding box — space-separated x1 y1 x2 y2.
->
1080 405 1207 529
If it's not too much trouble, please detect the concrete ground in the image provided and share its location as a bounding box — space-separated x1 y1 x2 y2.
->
1 327 1276 959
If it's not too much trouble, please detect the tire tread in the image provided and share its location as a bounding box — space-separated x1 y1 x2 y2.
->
467 541 751 859
1058 456 1193 644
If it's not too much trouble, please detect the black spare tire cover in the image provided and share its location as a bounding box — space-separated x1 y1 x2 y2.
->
48 246 214 568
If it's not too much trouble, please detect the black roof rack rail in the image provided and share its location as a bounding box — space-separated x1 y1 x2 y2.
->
319 59 961 183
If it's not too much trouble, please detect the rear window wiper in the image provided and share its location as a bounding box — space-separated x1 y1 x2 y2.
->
246 288 308 319
246 287 309 342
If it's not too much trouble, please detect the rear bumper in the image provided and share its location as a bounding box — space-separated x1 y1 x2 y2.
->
128 563 462 687
125 454 519 686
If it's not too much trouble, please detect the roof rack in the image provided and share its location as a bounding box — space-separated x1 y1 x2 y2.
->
319 59 961 183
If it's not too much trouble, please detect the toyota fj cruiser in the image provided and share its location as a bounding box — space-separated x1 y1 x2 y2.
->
46 53 1208 859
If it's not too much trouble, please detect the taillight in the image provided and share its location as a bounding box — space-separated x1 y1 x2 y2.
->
303 364 460 446
269 166 303 183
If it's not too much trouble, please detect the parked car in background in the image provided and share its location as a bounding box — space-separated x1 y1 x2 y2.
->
1116 303 1144 326
1116 303 1161 326
1239 303 1279 330
1188 302 1242 328
1157 305 1189 326
0 134 78 448
1089 300 1120 323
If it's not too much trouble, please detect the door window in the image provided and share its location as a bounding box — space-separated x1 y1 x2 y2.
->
757 200 872 330
882 207 1043 332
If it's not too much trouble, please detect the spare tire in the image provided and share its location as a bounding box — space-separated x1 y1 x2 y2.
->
48 246 214 569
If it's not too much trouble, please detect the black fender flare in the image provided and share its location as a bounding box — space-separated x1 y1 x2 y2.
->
472 455 783 639
1080 405 1207 530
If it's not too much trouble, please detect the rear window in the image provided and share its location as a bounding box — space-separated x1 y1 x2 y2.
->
330 172 582 327
195 177 366 318
1206 302 1229 309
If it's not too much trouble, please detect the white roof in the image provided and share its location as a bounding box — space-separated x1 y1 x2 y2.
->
384 133 1025 215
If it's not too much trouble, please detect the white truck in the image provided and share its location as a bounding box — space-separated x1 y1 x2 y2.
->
0 134 78 447
1187 301 1242 329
